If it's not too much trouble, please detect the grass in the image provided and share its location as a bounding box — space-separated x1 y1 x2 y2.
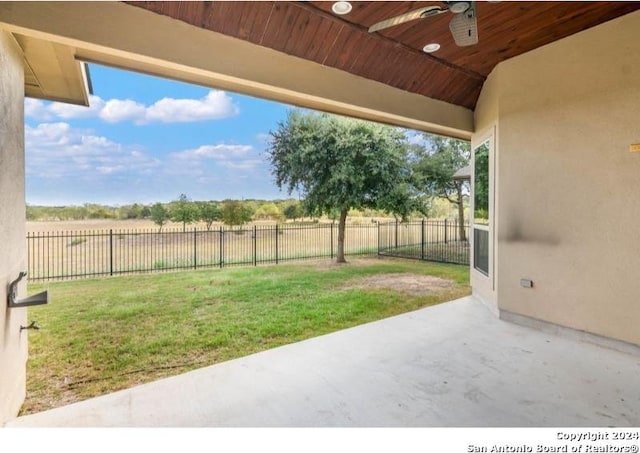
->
21 257 470 415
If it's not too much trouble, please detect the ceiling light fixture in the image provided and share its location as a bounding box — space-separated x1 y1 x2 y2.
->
332 1 352 15
423 43 441 53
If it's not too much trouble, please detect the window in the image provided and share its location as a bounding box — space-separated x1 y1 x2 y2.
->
473 141 490 275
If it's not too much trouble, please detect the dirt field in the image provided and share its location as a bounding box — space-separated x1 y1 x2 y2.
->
343 273 455 296
27 219 257 232
25 217 391 233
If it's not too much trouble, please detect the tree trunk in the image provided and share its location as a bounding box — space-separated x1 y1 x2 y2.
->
455 181 467 242
336 207 348 263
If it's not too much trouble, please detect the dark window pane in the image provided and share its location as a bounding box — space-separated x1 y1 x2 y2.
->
474 228 489 275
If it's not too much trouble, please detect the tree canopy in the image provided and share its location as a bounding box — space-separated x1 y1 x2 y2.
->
150 203 170 232
267 110 419 262
283 202 304 222
170 193 198 232
411 134 470 240
198 201 222 230
221 200 253 228
254 202 284 221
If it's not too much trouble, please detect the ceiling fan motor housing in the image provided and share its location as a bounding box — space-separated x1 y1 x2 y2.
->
368 0 480 47
449 4 479 46
448 2 471 14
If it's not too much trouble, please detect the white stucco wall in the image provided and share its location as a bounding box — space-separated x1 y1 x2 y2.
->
0 30 27 424
470 70 500 311
473 11 640 346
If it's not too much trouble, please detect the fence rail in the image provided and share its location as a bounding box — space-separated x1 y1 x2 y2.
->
378 219 470 265
27 220 470 281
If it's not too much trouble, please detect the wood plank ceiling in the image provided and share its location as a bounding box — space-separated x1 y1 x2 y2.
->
127 1 640 110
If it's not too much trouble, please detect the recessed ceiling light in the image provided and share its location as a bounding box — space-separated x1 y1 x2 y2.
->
332 1 352 15
423 43 441 53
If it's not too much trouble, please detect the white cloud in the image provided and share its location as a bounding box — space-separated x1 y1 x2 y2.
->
25 122 160 179
168 143 266 174
219 159 264 170
96 165 126 175
172 144 254 160
24 98 50 120
99 99 147 123
25 96 106 121
24 122 277 204
25 122 72 146
50 95 106 120
146 91 239 123
24 90 239 125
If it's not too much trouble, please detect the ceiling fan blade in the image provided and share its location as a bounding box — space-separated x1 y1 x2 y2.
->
368 6 447 33
449 4 478 46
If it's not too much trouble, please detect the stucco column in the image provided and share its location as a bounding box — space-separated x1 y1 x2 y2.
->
0 30 28 424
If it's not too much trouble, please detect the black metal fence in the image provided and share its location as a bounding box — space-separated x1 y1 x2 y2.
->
27 220 470 281
26 223 379 281
377 219 470 265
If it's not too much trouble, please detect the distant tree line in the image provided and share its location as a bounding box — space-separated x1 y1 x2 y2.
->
27 191 467 231
26 197 396 230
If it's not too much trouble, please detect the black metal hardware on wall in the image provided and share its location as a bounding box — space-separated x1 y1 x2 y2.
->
7 271 49 307
20 320 40 331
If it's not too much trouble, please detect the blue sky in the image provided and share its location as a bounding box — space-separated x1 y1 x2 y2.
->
24 64 294 206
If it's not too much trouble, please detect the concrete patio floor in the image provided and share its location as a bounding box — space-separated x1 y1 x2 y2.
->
6 296 640 427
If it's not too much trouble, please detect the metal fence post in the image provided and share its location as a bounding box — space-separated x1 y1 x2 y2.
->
454 219 458 242
219 226 224 268
109 229 114 276
193 228 197 269
330 223 334 259
254 225 257 266
395 219 399 250
421 219 425 261
275 224 279 264
444 219 448 244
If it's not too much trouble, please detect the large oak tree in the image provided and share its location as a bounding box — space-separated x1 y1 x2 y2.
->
267 111 418 263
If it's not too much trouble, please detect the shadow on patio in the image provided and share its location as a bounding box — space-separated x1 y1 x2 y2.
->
6 296 639 427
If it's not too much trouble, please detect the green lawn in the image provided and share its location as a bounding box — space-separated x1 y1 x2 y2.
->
22 257 470 415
